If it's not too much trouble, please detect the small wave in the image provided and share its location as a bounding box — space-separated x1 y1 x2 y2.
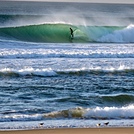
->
43 105 134 120
101 94 134 105
0 68 57 77
1 105 134 122
57 66 133 75
0 66 133 77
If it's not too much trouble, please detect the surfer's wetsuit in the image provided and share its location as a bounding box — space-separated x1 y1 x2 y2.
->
70 28 74 39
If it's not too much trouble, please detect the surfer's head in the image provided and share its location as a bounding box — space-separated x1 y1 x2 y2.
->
70 28 73 34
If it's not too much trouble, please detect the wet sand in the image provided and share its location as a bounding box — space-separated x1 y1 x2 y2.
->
0 128 134 134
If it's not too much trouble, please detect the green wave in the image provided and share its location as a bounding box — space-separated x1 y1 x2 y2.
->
44 107 86 118
0 23 89 43
102 94 134 105
0 23 125 43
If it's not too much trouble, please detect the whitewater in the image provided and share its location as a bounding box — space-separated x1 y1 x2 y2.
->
0 1 134 130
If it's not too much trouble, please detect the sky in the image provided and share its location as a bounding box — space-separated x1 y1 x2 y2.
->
2 0 134 4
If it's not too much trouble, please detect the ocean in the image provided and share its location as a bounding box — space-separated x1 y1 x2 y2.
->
0 1 134 130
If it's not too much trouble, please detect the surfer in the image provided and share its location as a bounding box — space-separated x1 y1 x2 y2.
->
70 28 74 39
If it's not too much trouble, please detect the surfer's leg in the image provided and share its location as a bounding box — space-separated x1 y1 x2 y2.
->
71 33 74 39
72 34 74 38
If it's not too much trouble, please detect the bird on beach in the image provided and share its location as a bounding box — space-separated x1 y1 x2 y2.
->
96 123 101 127
39 123 44 127
104 122 109 126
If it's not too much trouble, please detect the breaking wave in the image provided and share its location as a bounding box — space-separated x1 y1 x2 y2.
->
1 105 134 122
0 23 134 43
0 66 133 77
0 23 88 43
43 105 134 120
0 68 57 77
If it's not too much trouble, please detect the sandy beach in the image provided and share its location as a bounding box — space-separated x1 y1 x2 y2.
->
0 128 134 134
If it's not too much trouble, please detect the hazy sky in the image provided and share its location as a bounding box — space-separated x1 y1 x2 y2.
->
2 0 134 4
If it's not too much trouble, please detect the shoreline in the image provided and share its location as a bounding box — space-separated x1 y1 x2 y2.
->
0 127 134 134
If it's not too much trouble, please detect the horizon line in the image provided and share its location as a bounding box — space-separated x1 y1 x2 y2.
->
2 0 134 4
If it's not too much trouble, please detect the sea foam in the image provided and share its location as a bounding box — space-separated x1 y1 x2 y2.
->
98 24 134 43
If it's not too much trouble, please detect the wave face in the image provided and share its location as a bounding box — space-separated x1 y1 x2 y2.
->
0 24 88 43
1 23 134 43
0 24 74 43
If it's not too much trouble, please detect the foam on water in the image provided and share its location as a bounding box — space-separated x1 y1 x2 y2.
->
98 24 134 43
0 42 134 59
